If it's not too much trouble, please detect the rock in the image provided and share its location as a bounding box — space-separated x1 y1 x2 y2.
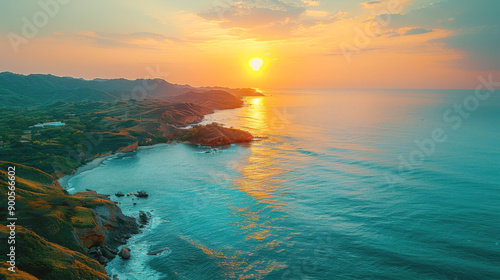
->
187 124 253 146
139 211 150 224
135 191 149 198
147 248 167 255
118 247 131 260
115 192 125 197
101 246 117 259
113 275 119 280
115 237 127 244
97 256 110 264
126 193 132 196
133 203 137 205
106 246 118 255
88 246 101 255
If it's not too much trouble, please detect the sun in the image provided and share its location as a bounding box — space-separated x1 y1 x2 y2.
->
249 57 264 71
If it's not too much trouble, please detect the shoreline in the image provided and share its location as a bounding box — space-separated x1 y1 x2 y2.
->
56 98 255 182
59 102 249 277
58 143 174 190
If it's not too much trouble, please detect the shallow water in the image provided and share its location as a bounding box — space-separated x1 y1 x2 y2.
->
64 89 500 279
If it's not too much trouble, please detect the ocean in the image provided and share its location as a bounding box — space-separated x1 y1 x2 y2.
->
62 89 500 279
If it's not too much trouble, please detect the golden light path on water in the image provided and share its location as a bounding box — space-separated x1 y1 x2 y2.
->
217 95 295 278
235 96 286 207
202 91 446 278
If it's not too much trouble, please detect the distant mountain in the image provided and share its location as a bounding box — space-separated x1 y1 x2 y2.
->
0 72 197 107
0 72 263 108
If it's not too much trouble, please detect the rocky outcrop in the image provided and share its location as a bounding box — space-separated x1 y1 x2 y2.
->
0 225 109 280
186 123 253 146
72 191 139 256
135 191 149 198
116 141 139 153
161 102 212 126
0 161 139 279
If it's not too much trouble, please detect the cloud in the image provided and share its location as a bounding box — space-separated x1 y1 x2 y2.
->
382 0 500 70
432 26 500 71
197 0 342 40
362 1 382 8
53 32 179 49
404 28 432 36
200 6 306 29
327 47 384 56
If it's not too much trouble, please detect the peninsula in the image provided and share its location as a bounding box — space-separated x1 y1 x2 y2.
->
0 72 261 279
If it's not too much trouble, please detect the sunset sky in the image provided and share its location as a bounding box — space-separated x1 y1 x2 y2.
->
1 0 499 89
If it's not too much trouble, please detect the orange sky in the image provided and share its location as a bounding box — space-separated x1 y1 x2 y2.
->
1 0 499 89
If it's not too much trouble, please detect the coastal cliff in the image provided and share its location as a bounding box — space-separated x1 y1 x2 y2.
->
0 72 257 279
0 161 139 279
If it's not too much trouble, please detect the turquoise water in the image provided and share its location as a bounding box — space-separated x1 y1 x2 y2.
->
65 89 500 279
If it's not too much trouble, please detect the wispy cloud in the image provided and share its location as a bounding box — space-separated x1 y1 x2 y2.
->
52 31 180 49
404 28 432 36
362 1 382 8
197 0 342 40
382 0 500 70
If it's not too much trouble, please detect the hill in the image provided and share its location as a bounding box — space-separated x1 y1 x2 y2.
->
0 72 262 108
0 161 139 279
167 90 244 110
0 99 253 176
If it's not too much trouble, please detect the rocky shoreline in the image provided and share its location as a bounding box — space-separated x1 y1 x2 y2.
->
0 88 259 279
0 161 145 279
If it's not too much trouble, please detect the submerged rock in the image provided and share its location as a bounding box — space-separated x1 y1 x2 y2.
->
115 192 125 197
204 148 221 154
147 248 167 255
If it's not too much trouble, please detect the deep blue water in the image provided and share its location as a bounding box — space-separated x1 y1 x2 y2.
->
63 89 500 279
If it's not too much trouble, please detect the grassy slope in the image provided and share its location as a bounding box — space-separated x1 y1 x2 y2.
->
0 161 137 279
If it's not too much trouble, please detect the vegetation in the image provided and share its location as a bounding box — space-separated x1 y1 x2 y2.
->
0 100 177 176
0 72 255 279
0 161 137 279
